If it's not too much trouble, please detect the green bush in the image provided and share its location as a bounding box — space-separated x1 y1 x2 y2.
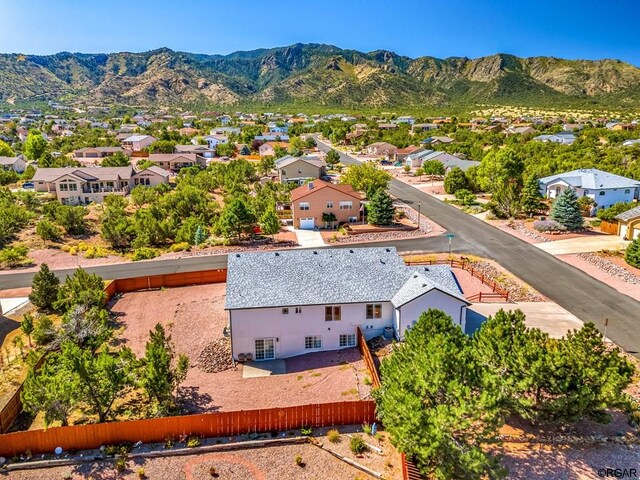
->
597 202 636 222
349 434 368 455
170 242 191 252
33 315 56 345
131 247 158 261
0 244 29 267
625 238 640 268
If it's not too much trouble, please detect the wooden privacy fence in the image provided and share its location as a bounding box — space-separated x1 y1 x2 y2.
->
405 259 510 302
357 327 381 389
0 401 376 457
107 269 227 299
600 219 619 235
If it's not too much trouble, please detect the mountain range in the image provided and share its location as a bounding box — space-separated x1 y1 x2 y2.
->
1 43 640 111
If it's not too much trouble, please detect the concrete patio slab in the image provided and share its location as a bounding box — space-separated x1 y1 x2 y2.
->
0 297 29 316
242 359 287 378
468 302 584 339
294 229 325 248
535 236 629 255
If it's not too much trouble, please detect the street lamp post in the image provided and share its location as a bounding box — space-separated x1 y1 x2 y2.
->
417 201 421 230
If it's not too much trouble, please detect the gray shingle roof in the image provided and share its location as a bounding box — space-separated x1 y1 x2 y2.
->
616 205 640 221
225 247 467 310
275 155 326 169
539 168 640 190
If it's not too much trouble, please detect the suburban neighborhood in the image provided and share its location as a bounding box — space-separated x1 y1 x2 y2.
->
1 3 640 479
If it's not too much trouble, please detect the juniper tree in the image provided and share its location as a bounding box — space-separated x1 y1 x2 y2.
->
625 237 640 268
374 309 506 480
550 187 583 230
520 176 545 217
29 263 60 311
443 167 469 194
259 206 281 239
55 267 106 312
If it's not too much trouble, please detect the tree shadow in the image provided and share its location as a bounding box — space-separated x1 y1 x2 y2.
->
179 386 217 413
0 315 20 347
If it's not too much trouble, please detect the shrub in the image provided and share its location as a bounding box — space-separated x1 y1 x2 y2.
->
186 436 201 448
327 429 341 443
0 244 29 267
209 466 219 477
362 423 372 435
363 376 372 386
33 315 56 345
170 242 191 252
625 238 640 268
131 247 158 261
300 426 313 436
136 467 146 479
83 245 110 259
597 202 636 222
350 435 367 455
295 455 305 467
533 220 567 233
115 456 127 473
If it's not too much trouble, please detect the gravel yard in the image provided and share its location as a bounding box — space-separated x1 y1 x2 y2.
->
111 284 371 413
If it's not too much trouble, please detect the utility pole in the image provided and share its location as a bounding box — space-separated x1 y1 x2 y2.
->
417 201 421 230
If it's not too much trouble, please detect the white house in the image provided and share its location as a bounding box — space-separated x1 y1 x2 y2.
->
539 168 640 210
202 134 228 151
0 156 27 173
225 247 469 361
405 150 480 172
533 132 576 145
120 135 157 151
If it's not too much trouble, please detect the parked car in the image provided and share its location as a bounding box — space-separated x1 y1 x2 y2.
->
22 182 34 189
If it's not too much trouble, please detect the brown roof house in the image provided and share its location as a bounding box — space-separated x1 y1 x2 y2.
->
147 153 206 171
366 142 398 158
275 155 327 185
291 180 362 230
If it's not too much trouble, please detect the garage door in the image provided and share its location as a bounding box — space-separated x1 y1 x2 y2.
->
633 227 640 240
299 217 315 229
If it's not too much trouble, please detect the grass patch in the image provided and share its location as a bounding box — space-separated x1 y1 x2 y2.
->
341 388 358 396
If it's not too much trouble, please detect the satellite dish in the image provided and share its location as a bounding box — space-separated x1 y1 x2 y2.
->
54 447 63 455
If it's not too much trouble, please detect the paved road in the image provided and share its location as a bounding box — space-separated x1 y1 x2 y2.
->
317 139 640 355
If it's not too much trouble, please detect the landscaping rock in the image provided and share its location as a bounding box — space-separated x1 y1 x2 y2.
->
466 259 543 302
196 338 233 373
577 253 640 285
506 220 551 243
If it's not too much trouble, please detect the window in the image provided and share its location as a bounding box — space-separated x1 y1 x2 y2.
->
339 334 356 347
625 189 631 194
295 307 302 314
69 183 77 191
305 336 322 349
282 308 289 315
59 183 68 191
339 201 353 210
349 216 358 223
281 170 286 175
325 306 341 321
599 191 605 196
299 202 310 211
366 303 382 319
326 201 333 208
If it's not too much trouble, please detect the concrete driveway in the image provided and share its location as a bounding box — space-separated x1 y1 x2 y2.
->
293 229 325 248
535 236 630 255
469 302 584 339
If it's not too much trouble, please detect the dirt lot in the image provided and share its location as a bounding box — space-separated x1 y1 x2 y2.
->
111 284 372 413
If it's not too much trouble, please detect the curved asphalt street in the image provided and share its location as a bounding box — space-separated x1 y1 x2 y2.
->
1 140 638 355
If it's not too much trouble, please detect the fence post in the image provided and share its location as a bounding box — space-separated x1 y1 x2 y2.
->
479 292 482 302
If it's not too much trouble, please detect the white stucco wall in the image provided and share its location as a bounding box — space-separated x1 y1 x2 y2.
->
396 290 467 339
230 302 394 360
545 182 638 209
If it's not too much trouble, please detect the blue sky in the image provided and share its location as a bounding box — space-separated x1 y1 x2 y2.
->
1 0 639 64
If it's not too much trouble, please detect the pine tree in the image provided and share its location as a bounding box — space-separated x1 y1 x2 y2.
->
520 176 545 217
550 187 584 230
443 167 469 194
29 263 60 311
367 190 395 226
21 313 34 347
193 225 206 245
625 237 640 268
55 267 106 312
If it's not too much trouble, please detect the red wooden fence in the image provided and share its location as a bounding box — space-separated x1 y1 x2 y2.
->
0 401 376 457
356 327 381 389
600 219 619 235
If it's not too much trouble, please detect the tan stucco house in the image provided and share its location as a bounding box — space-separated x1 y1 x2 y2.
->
291 180 362 229
32 166 169 205
616 205 640 240
275 155 327 185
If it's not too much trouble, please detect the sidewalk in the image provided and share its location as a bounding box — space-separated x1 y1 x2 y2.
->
535 236 629 255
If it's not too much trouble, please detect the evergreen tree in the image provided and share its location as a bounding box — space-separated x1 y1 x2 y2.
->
193 225 207 245
100 195 135 249
55 267 106 312
100 151 130 167
625 237 640 268
29 263 60 311
443 167 469 194
367 190 395 225
326 149 341 165
374 310 505 480
550 187 584 230
259 206 281 239
520 176 545 217
36 218 61 245
23 131 48 160
21 313 34 347
215 197 256 241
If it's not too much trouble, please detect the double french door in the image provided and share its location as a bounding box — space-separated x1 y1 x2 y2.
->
255 338 275 360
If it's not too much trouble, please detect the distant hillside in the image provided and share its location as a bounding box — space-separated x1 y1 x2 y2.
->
1 44 640 110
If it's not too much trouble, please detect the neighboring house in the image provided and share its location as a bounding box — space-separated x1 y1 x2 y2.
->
377 123 398 130
0 156 27 173
179 127 199 137
412 123 439 132
147 153 205 171
174 144 216 158
505 126 536 135
533 132 576 145
616 206 640 240
291 180 362 229
275 155 327 184
366 142 398 157
255 134 290 142
73 147 125 160
563 123 584 131
211 127 241 136
394 146 424 162
405 150 480 172
421 136 454 146
202 134 228 150
538 168 640 210
121 135 157 151
622 139 640 147
32 166 169 205
225 247 469 360
395 116 415 125
259 142 289 157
